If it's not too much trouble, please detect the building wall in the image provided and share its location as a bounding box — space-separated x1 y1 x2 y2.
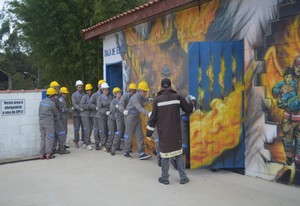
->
0 91 42 161
103 0 300 186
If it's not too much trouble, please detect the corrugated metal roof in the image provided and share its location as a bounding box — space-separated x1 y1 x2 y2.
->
81 0 208 41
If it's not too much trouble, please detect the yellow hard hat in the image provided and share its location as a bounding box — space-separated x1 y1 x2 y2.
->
60 87 69 94
50 81 60 88
85 83 93 91
128 83 138 91
46 88 57 96
98 79 106 86
113 87 122 94
138 81 149 91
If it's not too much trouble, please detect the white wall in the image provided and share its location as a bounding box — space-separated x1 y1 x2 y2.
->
0 90 43 160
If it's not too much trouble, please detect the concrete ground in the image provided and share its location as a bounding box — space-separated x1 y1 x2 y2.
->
0 144 299 206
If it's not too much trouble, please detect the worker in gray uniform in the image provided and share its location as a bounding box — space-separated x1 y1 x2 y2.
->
117 83 138 149
170 95 196 169
39 88 59 160
59 87 72 145
80 83 93 150
50 81 70 155
96 82 113 151
123 81 152 160
108 87 123 155
72 80 84 148
89 79 105 150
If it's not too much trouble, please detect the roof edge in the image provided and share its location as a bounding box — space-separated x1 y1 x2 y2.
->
81 0 210 41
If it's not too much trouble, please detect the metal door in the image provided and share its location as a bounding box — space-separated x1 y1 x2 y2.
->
188 41 245 169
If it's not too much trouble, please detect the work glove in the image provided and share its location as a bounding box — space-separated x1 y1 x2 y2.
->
71 107 75 111
80 108 84 112
189 95 196 101
149 98 154 102
123 110 129 116
96 107 98 111
106 111 110 115
116 104 119 109
148 112 152 118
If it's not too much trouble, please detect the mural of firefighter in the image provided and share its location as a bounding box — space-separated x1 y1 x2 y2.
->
108 0 300 186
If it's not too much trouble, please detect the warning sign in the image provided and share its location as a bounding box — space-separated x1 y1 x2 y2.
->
1 99 26 116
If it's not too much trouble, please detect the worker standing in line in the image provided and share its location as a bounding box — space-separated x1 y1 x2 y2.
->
146 78 194 185
89 80 106 150
96 82 113 152
39 88 59 160
117 83 138 150
72 80 85 148
108 87 123 155
50 81 70 155
123 81 152 160
58 87 72 150
80 83 94 150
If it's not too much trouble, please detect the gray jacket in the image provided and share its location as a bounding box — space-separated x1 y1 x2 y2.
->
118 93 131 113
72 91 84 116
80 94 92 117
39 97 59 125
89 91 101 117
58 96 72 120
96 94 113 119
125 93 149 117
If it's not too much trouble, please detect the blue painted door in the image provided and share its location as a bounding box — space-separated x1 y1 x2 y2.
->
106 62 123 94
188 41 245 169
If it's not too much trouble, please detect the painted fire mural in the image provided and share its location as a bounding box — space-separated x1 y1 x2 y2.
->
110 0 300 186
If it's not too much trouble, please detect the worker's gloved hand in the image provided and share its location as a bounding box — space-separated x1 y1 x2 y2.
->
61 108 65 113
106 111 110 115
71 107 75 111
116 104 119 109
123 110 129 116
149 98 154 102
189 95 196 101
96 107 98 111
80 108 84 112
146 136 153 141
148 112 152 118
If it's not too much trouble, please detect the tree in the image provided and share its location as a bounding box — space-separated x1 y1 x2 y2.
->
6 0 149 92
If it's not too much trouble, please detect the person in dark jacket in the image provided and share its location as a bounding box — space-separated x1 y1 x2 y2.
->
146 78 194 185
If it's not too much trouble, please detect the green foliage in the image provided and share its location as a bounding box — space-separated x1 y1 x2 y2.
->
1 0 149 91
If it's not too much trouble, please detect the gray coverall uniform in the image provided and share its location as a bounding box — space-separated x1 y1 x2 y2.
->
107 99 118 149
89 91 101 146
39 97 59 155
123 93 150 154
113 99 125 151
58 95 72 137
117 93 131 144
80 93 93 145
96 94 113 148
72 91 84 143
53 95 67 152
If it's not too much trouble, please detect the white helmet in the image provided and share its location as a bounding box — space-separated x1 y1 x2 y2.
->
75 80 84 86
101 82 110 89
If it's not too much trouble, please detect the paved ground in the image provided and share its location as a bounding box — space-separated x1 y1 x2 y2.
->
0 144 299 206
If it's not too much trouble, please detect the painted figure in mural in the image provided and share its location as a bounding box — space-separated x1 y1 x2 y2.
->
272 57 300 170
80 84 93 150
123 81 152 160
89 80 106 150
72 80 85 148
283 57 300 170
39 88 59 160
96 82 113 152
272 67 297 109
146 78 194 185
108 87 123 155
